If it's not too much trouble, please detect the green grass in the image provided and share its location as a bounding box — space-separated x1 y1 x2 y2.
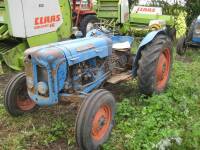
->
103 50 200 150
1 50 200 149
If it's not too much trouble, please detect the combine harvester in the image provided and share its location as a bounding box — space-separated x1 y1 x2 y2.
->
0 0 175 74
96 0 176 38
0 0 97 74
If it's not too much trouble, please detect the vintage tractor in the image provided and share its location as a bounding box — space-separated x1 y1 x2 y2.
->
4 28 173 149
72 0 98 36
0 0 97 74
176 15 200 55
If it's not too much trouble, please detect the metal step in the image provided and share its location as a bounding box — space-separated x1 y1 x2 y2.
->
107 72 132 84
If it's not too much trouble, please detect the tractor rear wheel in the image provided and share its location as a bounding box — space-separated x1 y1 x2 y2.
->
168 27 176 41
137 34 173 95
80 15 98 36
76 89 115 150
4 72 37 116
176 37 187 55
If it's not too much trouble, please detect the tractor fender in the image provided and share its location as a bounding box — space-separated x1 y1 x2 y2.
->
132 30 167 76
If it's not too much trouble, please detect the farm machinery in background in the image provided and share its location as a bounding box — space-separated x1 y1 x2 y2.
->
177 15 200 55
95 0 176 39
72 0 98 36
0 0 176 74
4 27 173 149
0 0 97 74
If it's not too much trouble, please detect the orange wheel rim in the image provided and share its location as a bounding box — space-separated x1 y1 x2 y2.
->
16 84 36 111
91 105 112 141
156 48 171 90
17 98 36 111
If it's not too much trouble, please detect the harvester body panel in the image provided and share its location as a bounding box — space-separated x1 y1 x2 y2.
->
0 0 72 73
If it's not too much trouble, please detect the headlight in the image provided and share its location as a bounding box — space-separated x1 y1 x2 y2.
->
38 82 48 95
194 23 200 34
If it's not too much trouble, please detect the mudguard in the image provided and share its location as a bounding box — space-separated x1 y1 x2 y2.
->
192 16 200 43
132 30 167 76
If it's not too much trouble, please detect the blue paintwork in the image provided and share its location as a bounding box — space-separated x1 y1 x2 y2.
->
132 30 166 76
86 29 134 45
191 16 200 43
111 36 134 45
192 37 200 43
138 30 165 49
26 36 112 66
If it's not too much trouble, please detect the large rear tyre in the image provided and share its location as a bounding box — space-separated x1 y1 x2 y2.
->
137 34 173 95
80 15 98 36
76 89 115 150
168 27 176 41
176 37 187 55
4 72 37 116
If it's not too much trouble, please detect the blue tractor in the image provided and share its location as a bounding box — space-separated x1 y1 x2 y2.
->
177 15 200 55
4 29 173 149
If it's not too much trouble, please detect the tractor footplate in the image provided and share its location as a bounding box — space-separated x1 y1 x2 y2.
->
107 71 132 84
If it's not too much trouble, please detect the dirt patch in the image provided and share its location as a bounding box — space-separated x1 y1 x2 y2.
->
0 72 140 149
29 139 69 150
104 80 140 102
176 55 193 63
0 72 16 98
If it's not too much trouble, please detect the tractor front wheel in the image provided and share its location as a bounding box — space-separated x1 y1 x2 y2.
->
137 34 173 95
76 89 115 150
4 72 37 116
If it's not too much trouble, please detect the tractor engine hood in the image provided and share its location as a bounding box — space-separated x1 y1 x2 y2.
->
24 36 112 106
25 36 112 66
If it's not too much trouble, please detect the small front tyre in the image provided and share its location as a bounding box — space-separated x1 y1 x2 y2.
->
76 89 115 150
4 72 37 116
176 37 187 55
137 34 173 95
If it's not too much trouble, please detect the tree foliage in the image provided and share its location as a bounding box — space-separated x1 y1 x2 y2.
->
185 0 200 26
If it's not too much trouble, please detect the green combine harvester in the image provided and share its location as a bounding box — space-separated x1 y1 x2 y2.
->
96 0 175 37
0 0 175 74
0 0 73 74
0 0 98 74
